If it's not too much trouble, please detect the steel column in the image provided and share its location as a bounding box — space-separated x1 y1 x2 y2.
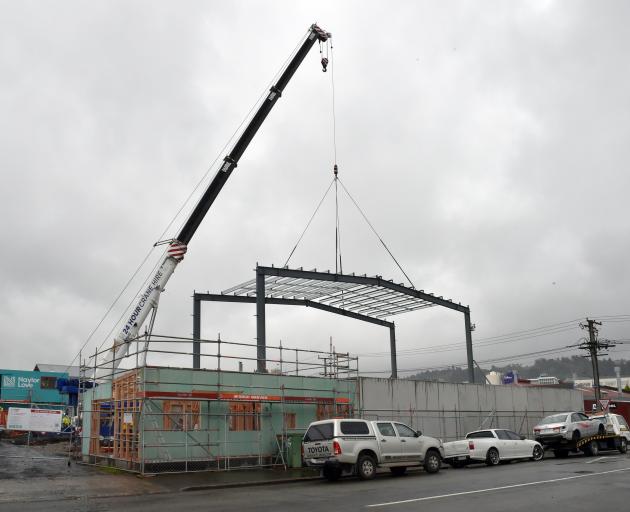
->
193 295 201 369
389 324 397 379
256 270 267 372
464 310 474 383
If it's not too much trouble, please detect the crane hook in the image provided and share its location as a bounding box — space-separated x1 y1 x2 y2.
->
321 57 329 72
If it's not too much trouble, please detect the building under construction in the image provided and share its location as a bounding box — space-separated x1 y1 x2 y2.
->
77 24 583 474
80 350 583 474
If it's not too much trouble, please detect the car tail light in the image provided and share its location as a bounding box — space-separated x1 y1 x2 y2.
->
534 429 540 434
333 441 342 455
468 440 475 450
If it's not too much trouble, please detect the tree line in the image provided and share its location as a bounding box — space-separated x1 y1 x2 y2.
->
408 356 630 384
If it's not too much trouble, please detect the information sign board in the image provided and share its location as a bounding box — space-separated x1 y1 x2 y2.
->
7 408 62 433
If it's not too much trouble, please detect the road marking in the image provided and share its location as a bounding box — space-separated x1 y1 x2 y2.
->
586 456 617 464
366 466 630 508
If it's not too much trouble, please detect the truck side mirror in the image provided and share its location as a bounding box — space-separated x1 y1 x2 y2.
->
415 430 422 437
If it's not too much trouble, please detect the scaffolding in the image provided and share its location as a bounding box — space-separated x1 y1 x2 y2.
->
79 336 358 474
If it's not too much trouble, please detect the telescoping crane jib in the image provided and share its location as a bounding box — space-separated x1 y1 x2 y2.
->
95 24 331 379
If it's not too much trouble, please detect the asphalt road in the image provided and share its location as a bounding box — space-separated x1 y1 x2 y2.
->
4 453 630 512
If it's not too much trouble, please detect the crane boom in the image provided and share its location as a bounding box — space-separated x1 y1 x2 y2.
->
96 24 330 378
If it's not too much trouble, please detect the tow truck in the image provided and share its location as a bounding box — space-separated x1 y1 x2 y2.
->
94 24 331 379
533 411 628 457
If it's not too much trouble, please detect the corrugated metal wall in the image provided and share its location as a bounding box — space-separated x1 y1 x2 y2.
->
357 378 584 440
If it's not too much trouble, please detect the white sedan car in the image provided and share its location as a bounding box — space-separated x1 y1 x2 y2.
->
444 428 544 467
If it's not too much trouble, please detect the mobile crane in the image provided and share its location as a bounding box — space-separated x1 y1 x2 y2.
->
95 24 331 379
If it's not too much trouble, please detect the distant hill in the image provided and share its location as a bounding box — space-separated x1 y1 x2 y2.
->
408 356 630 384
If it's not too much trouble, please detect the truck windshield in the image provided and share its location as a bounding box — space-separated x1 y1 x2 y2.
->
304 423 334 442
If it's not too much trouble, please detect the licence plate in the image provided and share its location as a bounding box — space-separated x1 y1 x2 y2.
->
304 444 331 458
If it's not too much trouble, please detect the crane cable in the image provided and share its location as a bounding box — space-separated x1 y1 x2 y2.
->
329 40 343 275
283 178 336 267
320 37 343 274
324 35 414 289
338 178 416 289
289 37 416 290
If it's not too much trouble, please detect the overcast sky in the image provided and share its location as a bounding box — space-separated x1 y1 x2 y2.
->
2 0 629 378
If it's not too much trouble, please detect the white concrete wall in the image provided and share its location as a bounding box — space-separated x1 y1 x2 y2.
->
357 378 584 440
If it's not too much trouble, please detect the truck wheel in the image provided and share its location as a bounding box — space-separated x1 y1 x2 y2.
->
618 438 628 454
390 467 407 476
587 440 599 457
357 454 377 480
554 449 569 458
531 445 544 461
323 466 341 482
424 449 441 474
485 448 500 466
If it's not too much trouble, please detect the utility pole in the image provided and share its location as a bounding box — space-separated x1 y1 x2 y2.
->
579 319 614 412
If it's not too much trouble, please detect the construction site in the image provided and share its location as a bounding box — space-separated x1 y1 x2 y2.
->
81 337 582 474
64 23 588 474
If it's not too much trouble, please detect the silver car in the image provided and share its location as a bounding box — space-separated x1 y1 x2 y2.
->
533 411 604 445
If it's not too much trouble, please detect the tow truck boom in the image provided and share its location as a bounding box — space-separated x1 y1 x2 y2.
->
96 24 330 379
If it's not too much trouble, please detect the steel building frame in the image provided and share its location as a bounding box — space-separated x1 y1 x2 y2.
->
193 265 475 381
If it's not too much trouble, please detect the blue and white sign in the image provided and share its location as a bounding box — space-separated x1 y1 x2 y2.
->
2 375 39 389
2 375 16 388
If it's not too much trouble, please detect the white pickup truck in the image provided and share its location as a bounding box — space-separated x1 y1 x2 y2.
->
302 418 445 481
442 428 544 467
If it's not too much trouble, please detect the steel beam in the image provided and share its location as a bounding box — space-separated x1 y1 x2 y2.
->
196 265 474 381
194 293 394 328
255 266 469 313
193 294 201 369
193 292 398 378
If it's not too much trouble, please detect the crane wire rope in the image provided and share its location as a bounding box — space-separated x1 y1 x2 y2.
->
329 39 344 274
283 37 415 291
66 29 312 371
337 178 416 289
283 178 336 267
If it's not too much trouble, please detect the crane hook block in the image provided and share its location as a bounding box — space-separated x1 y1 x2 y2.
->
321 57 329 72
333 164 338 176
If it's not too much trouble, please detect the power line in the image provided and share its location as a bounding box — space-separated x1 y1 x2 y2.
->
356 314 630 359
356 323 580 358
362 344 580 375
